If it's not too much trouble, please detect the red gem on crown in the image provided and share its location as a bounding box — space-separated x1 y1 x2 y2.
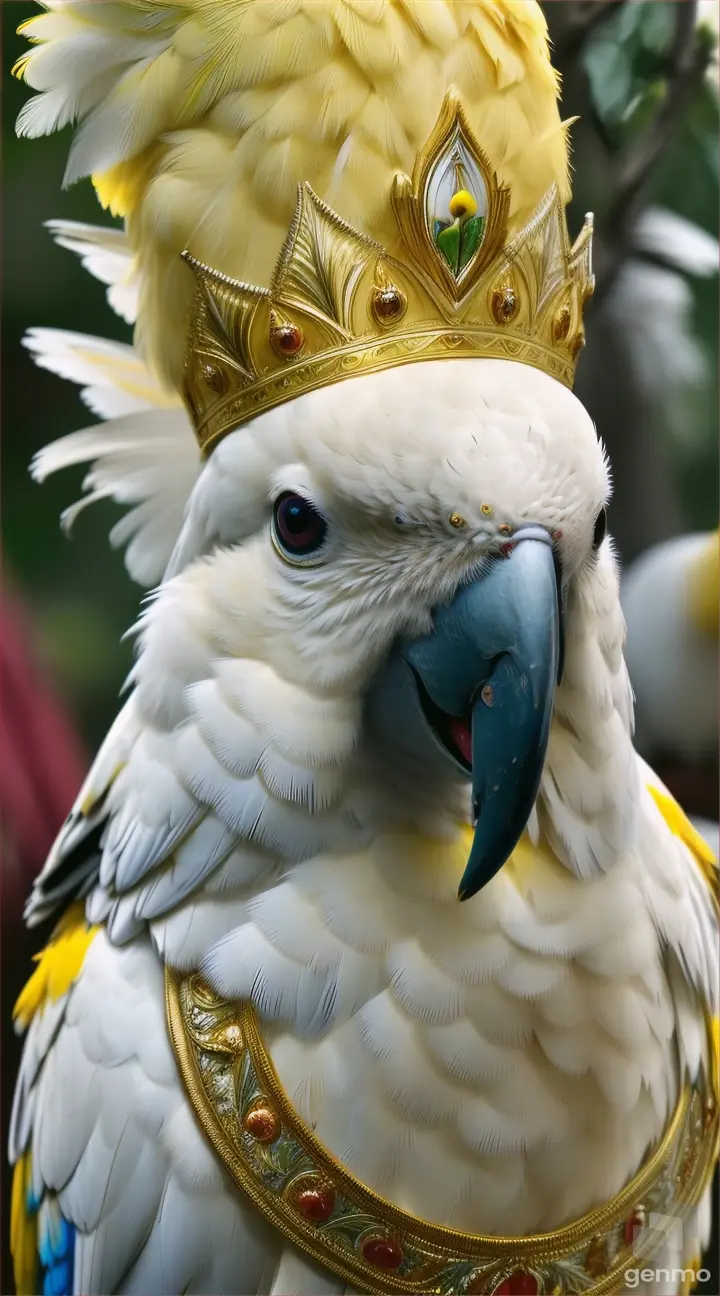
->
270 322 304 359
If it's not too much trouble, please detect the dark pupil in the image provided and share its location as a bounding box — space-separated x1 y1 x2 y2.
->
275 493 326 556
285 502 308 534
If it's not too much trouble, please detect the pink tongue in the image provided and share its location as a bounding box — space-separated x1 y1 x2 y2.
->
449 715 472 765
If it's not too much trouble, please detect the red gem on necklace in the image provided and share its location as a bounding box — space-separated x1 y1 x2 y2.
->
361 1235 404 1270
242 1104 279 1142
492 1272 540 1295
295 1185 336 1223
623 1206 646 1247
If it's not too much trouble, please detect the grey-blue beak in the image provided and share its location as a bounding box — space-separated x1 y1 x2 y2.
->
373 526 562 900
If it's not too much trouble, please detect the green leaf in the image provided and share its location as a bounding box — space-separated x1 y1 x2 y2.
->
649 83 720 230
584 36 633 123
459 215 484 269
436 222 460 274
621 77 666 133
615 2 646 45
637 1 675 55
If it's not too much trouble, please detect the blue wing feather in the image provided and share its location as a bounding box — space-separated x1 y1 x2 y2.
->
38 1203 75 1296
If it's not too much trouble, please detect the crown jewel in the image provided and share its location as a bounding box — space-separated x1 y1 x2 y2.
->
183 91 594 457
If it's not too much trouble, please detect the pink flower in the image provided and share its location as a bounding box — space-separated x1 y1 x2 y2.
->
0 590 86 922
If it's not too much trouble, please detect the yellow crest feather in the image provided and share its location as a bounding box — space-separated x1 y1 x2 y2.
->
17 0 570 389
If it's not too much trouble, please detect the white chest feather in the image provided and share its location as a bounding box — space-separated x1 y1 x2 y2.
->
193 829 680 1237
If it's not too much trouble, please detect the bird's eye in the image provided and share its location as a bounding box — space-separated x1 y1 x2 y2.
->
592 508 607 550
272 492 328 562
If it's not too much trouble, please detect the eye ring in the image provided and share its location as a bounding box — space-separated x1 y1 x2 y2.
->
271 492 328 565
592 508 607 551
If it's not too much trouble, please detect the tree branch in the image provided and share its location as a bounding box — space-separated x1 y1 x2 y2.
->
612 2 702 223
594 0 710 303
552 0 624 61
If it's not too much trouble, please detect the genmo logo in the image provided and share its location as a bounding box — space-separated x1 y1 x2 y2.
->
624 1267 710 1290
622 1210 711 1292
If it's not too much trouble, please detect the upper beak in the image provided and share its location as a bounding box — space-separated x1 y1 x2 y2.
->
402 526 563 900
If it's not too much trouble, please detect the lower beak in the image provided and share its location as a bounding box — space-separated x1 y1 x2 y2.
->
403 527 562 900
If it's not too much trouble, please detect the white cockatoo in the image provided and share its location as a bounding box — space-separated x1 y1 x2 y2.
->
623 530 718 766
9 5 719 1296
604 208 719 439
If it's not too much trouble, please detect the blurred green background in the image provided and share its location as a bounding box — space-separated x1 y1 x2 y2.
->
2 0 719 757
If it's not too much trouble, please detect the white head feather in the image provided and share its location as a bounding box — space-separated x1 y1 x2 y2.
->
135 358 635 885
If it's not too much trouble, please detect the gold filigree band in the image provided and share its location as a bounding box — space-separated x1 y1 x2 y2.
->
188 324 574 459
166 969 719 1296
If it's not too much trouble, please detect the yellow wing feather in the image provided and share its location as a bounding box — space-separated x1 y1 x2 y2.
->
647 783 719 903
15 0 570 388
13 901 99 1031
11 904 100 1292
11 1152 37 1296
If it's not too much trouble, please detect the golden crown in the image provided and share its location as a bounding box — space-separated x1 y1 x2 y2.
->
182 91 594 457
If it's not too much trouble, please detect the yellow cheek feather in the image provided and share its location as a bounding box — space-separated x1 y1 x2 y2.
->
396 789 716 914
13 901 99 1031
388 822 565 905
380 826 477 902
687 530 719 639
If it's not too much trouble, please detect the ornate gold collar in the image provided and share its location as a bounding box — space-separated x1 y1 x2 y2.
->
166 971 718 1296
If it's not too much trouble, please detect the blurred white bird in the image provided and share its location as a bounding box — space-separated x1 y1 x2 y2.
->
605 207 718 448
697 0 720 93
622 530 718 764
622 529 719 859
